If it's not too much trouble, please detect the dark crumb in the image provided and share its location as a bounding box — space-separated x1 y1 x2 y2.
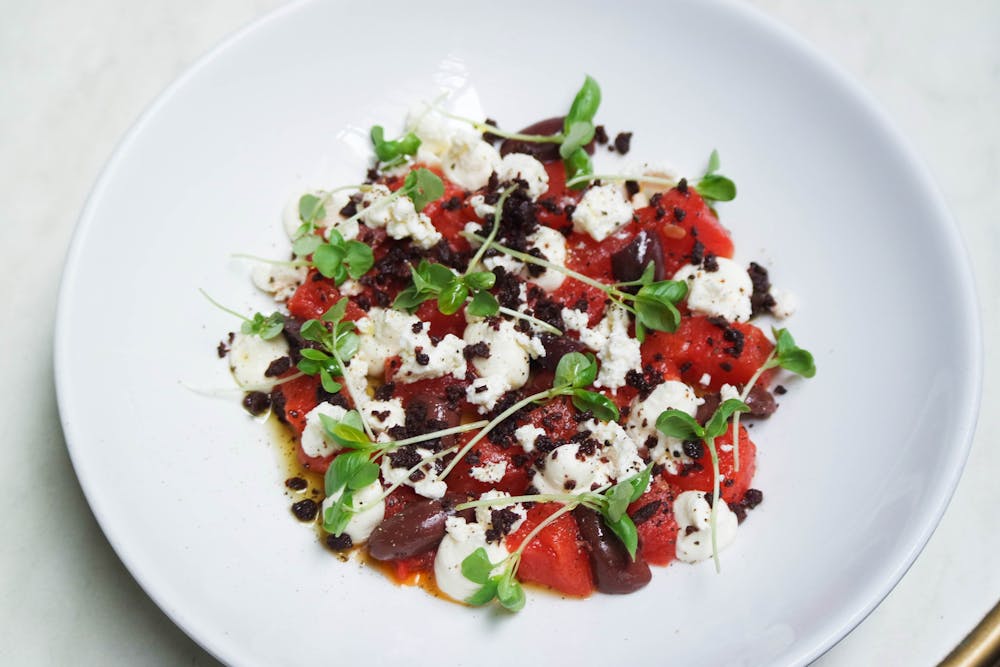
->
482 118 503 144
285 477 308 491
339 196 359 219
594 124 609 144
677 177 689 194
373 382 395 400
325 533 353 551
388 447 422 470
631 501 662 526
445 383 466 408
719 361 733 372
411 321 424 334
414 348 430 366
654 206 666 220
747 261 777 317
703 253 719 272
216 340 230 358
689 239 705 265
264 356 292 377
464 341 490 360
441 196 462 211
291 499 318 522
774 384 787 395
682 440 704 459
613 131 633 154
743 488 764 508
242 391 270 415
673 206 686 222
679 361 692 374
625 180 639 198
563 479 577 491
563 204 576 217
685 525 698 536
704 491 714 508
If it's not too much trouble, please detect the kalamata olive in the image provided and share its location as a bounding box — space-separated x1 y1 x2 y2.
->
695 393 720 425
532 333 587 372
573 507 651 594
610 230 665 286
406 396 462 446
368 500 448 561
745 385 777 419
499 116 596 163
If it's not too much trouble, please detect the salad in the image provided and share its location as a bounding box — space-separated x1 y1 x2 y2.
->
211 76 815 610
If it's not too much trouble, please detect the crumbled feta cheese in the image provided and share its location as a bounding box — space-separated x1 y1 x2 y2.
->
405 102 453 163
282 189 359 241
468 195 495 219
463 320 542 403
672 257 753 322
338 278 364 296
469 460 507 484
227 332 290 392
514 424 545 453
474 490 527 534
355 308 422 377
359 184 441 249
622 161 680 207
251 263 307 302
577 304 641 392
483 253 525 275
442 130 501 191
434 516 508 602
465 376 509 413
571 184 633 242
363 398 405 434
579 419 646 484
396 332 466 384
560 307 591 332
674 490 739 563
625 381 703 473
380 447 447 499
769 286 798 319
497 153 549 200
300 402 349 459
525 226 567 292
322 479 385 544
719 383 741 403
533 442 612 495
700 373 712 386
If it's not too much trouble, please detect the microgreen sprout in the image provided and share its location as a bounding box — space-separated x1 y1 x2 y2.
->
291 185 364 257
310 228 374 285
199 289 285 340
464 184 517 274
561 75 601 188
435 352 618 485
695 149 737 204
656 399 750 572
461 233 687 340
456 465 653 610
730 327 816 469
370 125 422 168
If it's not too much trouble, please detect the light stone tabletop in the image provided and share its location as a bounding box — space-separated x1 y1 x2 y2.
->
1 1 996 664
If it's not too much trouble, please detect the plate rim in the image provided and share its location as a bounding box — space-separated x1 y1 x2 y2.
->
52 0 984 665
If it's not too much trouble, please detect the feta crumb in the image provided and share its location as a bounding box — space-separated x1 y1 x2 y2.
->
474 491 527 534
300 402 349 459
514 424 545 453
672 257 753 323
396 332 466 384
577 304 641 392
469 460 507 484
769 286 798 319
497 153 549 200
719 383 741 403
674 490 738 563
338 278 364 296
483 253 525 275
579 419 646 484
354 308 422 377
442 130 501 191
359 184 441 249
227 332 290 392
282 189 358 241
468 195 496 219
363 398 405 434
525 226 567 292
571 184 633 242
561 307 591 332
434 516 508 602
380 447 447 499
465 376 510 413
700 373 712 386
251 263 307 302
321 479 385 543
625 381 703 473
463 320 542 402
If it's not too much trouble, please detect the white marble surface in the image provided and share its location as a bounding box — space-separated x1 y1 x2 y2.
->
0 1 996 664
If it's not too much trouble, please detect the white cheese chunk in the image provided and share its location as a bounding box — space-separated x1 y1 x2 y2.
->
474 490 527 535
251 263 307 302
625 381 703 473
514 424 546 453
363 398 405 434
442 130 501 191
380 447 448 499
468 196 495 219
465 376 510 413
571 184 633 242
434 516 509 603
674 490 738 563
525 226 567 292
227 332 290 392
769 286 798 319
497 153 549 200
300 402 349 459
577 304 641 392
354 308 422 377
469 460 507 484
463 320 541 394
321 479 385 544
533 442 612 495
560 307 591 332
672 257 753 323
580 419 646 484
359 184 441 249
282 189 359 241
395 332 466 384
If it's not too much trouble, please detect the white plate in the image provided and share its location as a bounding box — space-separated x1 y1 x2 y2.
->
54 0 981 665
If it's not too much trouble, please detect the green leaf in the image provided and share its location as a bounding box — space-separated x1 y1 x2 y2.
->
258 313 285 340
437 280 469 315
565 74 602 127
627 465 653 503
319 369 342 394
347 460 380 490
292 234 323 257
299 194 326 225
706 149 721 175
334 327 359 362
344 241 374 279
496 575 525 612
696 174 737 202
564 148 592 189
604 514 639 560
326 451 371 496
704 399 750 440
312 243 346 281
392 284 429 312
465 579 499 606
461 547 495 585
299 319 327 343
404 168 444 211
553 351 597 389
298 348 329 361
772 327 816 378
322 298 349 325
605 481 634 523
559 120 595 160
464 271 496 291
466 290 499 317
639 279 688 304
425 262 457 289
634 297 681 334
323 493 353 536
655 409 704 441
371 125 421 163
571 389 620 422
